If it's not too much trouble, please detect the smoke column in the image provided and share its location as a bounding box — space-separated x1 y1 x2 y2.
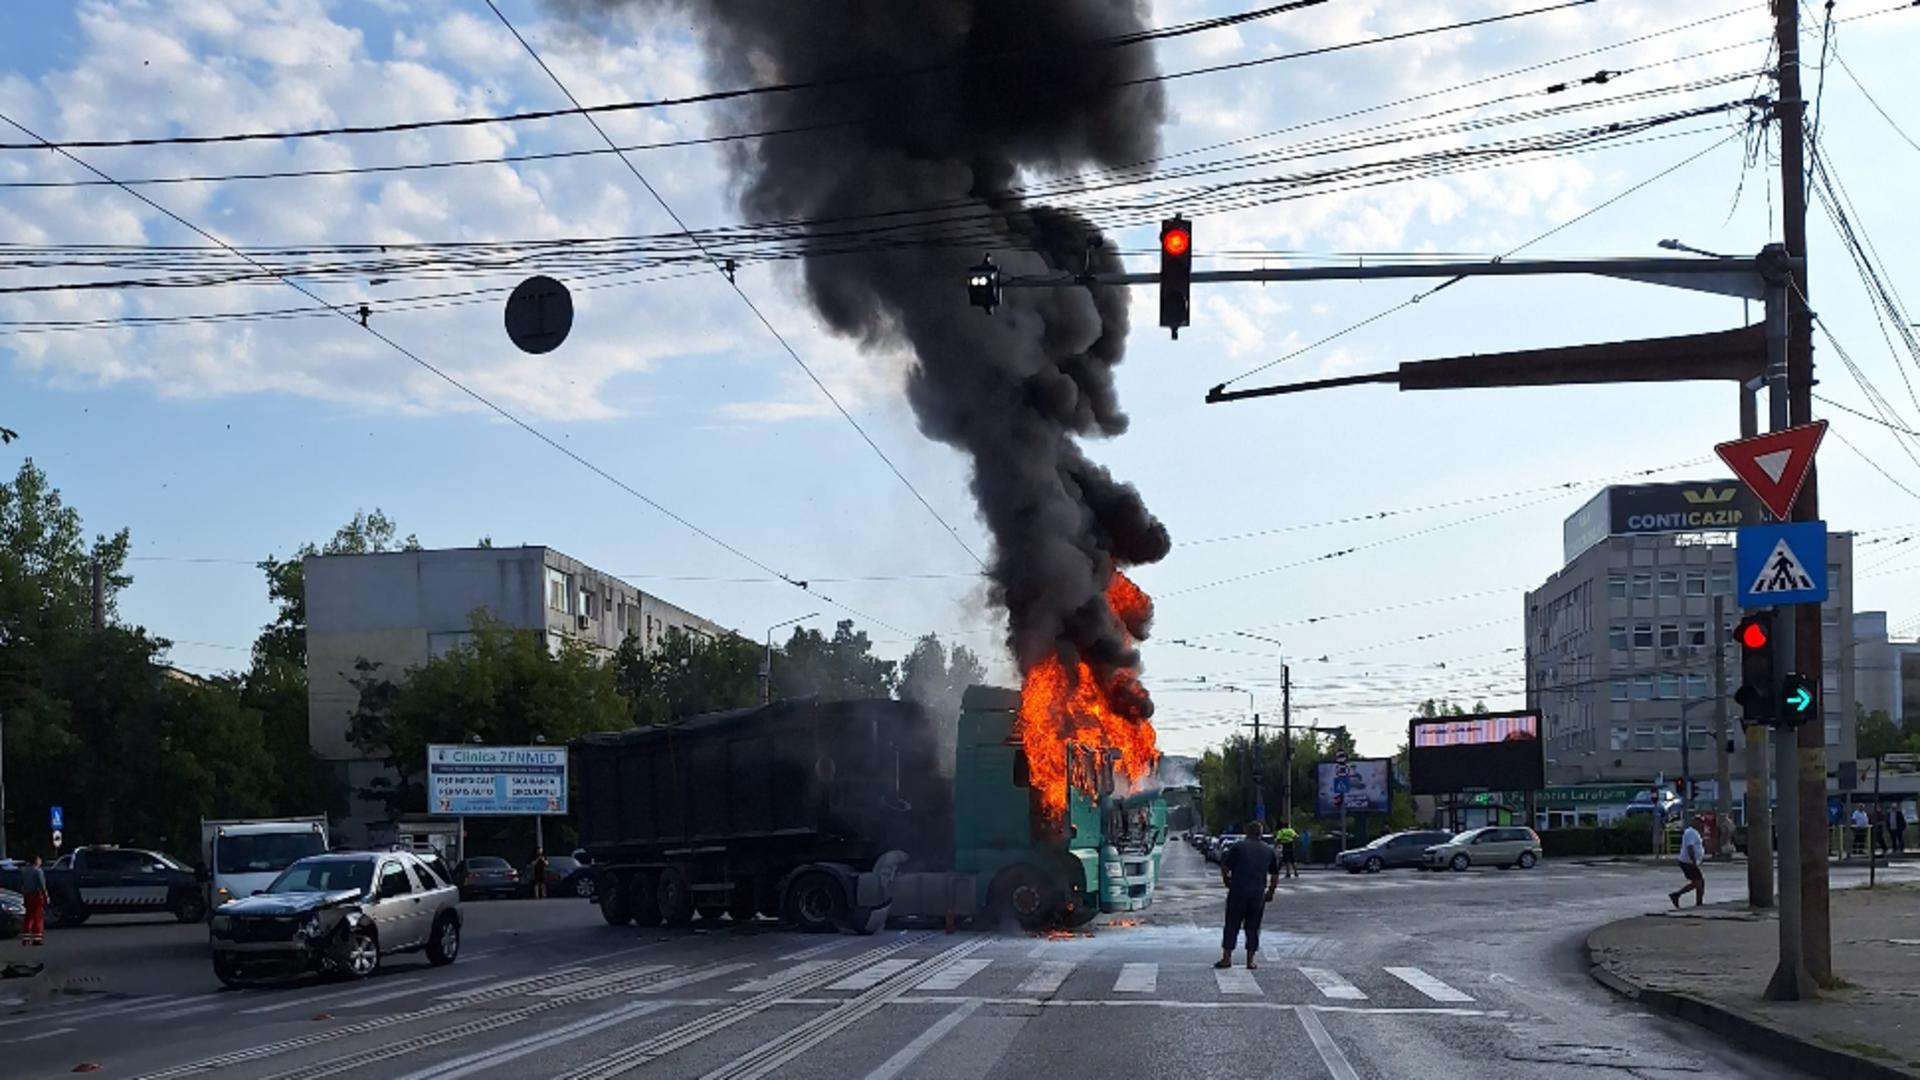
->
558 0 1172 695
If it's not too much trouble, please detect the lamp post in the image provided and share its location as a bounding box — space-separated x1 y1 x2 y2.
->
761 612 820 704
532 734 548 857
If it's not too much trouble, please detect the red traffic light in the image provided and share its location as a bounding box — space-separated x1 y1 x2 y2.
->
1739 620 1769 650
1161 227 1191 257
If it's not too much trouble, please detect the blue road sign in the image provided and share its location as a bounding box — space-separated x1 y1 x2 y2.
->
1737 521 1828 609
50 805 63 830
1332 776 1352 795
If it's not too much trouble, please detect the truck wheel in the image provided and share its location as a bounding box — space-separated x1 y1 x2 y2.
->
990 868 1058 932
657 868 695 927
630 872 663 927
599 874 633 926
174 894 208 924
783 870 847 934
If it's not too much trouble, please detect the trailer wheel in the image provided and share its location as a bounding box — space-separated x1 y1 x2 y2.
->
783 870 847 934
599 873 632 926
657 867 695 927
630 872 662 927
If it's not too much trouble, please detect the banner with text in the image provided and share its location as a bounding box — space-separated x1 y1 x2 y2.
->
427 744 568 816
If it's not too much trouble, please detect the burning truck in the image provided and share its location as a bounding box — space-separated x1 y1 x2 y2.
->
573 681 1166 933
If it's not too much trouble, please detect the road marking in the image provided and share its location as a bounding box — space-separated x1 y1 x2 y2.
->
1385 967 1472 1002
148 1002 224 1021
1113 963 1157 993
860 999 981 1080
1214 967 1261 995
731 961 833 992
1016 960 1075 996
241 977 424 1015
1026 941 1053 959
436 967 589 1000
777 941 846 962
826 958 917 992
628 962 754 995
1298 967 1367 1001
530 964 672 998
916 957 991 992
887 996 1503 1016
338 973 494 1009
0 993 184 1029
0 1025 76 1045
392 1002 665 1080
1296 1004 1361 1080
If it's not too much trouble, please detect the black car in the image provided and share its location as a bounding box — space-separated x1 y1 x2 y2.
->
0 845 205 926
454 856 521 900
0 887 23 939
209 851 462 986
523 855 590 898
1336 830 1455 873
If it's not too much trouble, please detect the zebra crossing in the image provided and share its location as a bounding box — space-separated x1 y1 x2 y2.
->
1153 865 1638 898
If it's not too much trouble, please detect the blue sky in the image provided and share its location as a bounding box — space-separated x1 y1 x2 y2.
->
4 0 1919 758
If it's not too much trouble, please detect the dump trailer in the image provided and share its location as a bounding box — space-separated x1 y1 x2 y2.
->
573 685 1161 933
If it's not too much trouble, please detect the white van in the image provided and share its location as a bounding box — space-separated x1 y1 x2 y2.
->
202 817 330 912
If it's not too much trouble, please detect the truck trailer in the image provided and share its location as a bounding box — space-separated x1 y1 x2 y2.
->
573 685 1164 933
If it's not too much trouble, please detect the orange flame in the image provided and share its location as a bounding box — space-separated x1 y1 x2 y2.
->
1016 571 1160 817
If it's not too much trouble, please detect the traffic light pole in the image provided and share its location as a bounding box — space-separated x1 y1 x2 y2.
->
1738 381 1774 905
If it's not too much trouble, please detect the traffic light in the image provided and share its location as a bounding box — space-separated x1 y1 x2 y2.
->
1159 215 1192 338
968 255 1001 313
1732 612 1775 726
1780 672 1817 727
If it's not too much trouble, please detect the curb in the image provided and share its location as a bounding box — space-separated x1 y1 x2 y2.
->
1583 927 1920 1080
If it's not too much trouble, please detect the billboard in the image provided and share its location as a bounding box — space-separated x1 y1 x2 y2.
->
1563 480 1763 561
1407 711 1544 796
1316 758 1391 816
427 744 568 816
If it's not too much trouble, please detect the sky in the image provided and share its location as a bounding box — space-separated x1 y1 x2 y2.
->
3 0 1919 760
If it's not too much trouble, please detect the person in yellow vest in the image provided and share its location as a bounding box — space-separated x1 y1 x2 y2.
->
1275 824 1299 879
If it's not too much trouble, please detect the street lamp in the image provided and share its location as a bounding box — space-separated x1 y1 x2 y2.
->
761 612 821 705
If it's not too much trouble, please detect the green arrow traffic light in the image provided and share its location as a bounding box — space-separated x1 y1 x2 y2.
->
1780 673 1817 725
1787 685 1813 713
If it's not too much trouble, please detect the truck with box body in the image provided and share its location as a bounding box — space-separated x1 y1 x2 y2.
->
202 816 330 914
573 686 1162 932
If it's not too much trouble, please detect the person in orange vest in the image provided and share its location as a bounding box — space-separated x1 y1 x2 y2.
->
19 854 48 946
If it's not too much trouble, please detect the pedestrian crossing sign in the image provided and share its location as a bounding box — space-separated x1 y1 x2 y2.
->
1737 521 1828 609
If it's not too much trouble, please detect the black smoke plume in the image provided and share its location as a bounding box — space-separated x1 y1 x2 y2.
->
555 1 1172 699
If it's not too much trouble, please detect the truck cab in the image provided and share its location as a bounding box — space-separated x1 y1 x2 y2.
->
203 818 329 913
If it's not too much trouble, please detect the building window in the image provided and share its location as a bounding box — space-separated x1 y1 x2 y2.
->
1635 724 1658 750
1659 722 1682 750
1822 672 1838 697
1632 573 1653 599
1825 718 1841 746
1608 575 1629 600
547 568 570 612
578 588 594 619
1609 625 1629 651
1631 677 1654 701
1657 673 1680 700
1685 673 1709 699
1659 623 1680 649
1610 724 1631 751
1657 571 1680 598
1686 620 1708 647
1709 568 1733 594
617 600 628 633
1685 571 1707 596
1633 624 1654 649
1611 680 1630 702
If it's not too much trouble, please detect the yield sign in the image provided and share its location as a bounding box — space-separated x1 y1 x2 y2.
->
1714 420 1828 520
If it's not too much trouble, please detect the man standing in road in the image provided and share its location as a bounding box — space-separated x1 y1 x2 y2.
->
1851 805 1870 856
1216 821 1279 971
529 848 549 900
1275 823 1299 879
1668 815 1707 909
1892 805 1909 855
19 854 47 946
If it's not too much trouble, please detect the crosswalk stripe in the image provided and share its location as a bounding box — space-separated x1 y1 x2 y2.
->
916 958 992 992
1016 960 1075 996
826 959 918 992
731 961 834 993
1298 967 1367 1000
531 964 673 998
629 962 755 995
1113 963 1157 993
1385 967 1472 1002
1213 967 1261 995
241 979 423 1016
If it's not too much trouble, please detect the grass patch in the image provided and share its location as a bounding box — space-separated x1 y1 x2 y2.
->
1815 973 1856 991
1813 1034 1897 1061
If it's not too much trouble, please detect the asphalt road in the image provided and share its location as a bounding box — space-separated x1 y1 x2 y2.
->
1 845 1911 1079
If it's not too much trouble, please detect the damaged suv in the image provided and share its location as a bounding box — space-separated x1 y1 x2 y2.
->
208 849 461 986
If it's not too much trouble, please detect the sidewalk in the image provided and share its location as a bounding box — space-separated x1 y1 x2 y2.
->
1586 882 1920 1080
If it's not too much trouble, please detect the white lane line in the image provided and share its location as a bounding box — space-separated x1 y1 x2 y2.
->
241 977 424 1015
1298 967 1367 1001
0 993 184 1029
1113 963 1157 993
1296 1004 1362 1080
148 1002 224 1021
530 964 672 998
628 961 754 995
777 942 845 962
1015 960 1075 996
1385 967 1472 1003
436 967 589 1000
338 974 494 1010
1214 967 1261 995
916 958 991 992
860 999 981 1080
1026 941 1052 959
731 961 833 993
0 1025 76 1045
826 958 917 991
393 1001 665 1080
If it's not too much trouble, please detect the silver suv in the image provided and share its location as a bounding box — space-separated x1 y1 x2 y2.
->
209 849 462 986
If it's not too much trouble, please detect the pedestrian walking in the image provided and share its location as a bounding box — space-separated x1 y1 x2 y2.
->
1216 820 1280 971
1668 815 1707 909
1892 806 1909 855
529 848 549 900
1852 806 1870 857
19 854 48 946
1275 824 1299 879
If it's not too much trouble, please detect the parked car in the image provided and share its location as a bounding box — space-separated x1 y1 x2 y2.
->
1422 826 1542 871
0 845 206 926
1208 833 1246 866
523 855 590 898
0 888 23 939
454 856 522 900
1336 830 1455 873
208 850 461 986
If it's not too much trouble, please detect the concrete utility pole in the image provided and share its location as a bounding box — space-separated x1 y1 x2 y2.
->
760 612 819 705
1281 667 1293 826
1739 379 1774 905
1713 595 1733 861
1773 0 1831 984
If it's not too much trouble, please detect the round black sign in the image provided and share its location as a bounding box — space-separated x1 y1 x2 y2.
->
504 275 573 354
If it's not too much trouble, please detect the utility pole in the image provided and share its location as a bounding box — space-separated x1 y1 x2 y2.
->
1281 667 1293 826
1713 594 1733 861
1740 380 1774 906
1773 0 1830 984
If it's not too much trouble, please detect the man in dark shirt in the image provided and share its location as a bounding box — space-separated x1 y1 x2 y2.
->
1216 821 1279 970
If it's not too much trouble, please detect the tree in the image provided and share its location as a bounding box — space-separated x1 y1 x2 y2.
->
1856 706 1908 760
897 634 986 718
614 627 763 726
772 619 898 701
252 508 416 671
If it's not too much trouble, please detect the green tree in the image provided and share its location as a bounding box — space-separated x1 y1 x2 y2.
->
1857 706 1906 759
772 619 898 701
897 634 986 718
614 627 763 726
